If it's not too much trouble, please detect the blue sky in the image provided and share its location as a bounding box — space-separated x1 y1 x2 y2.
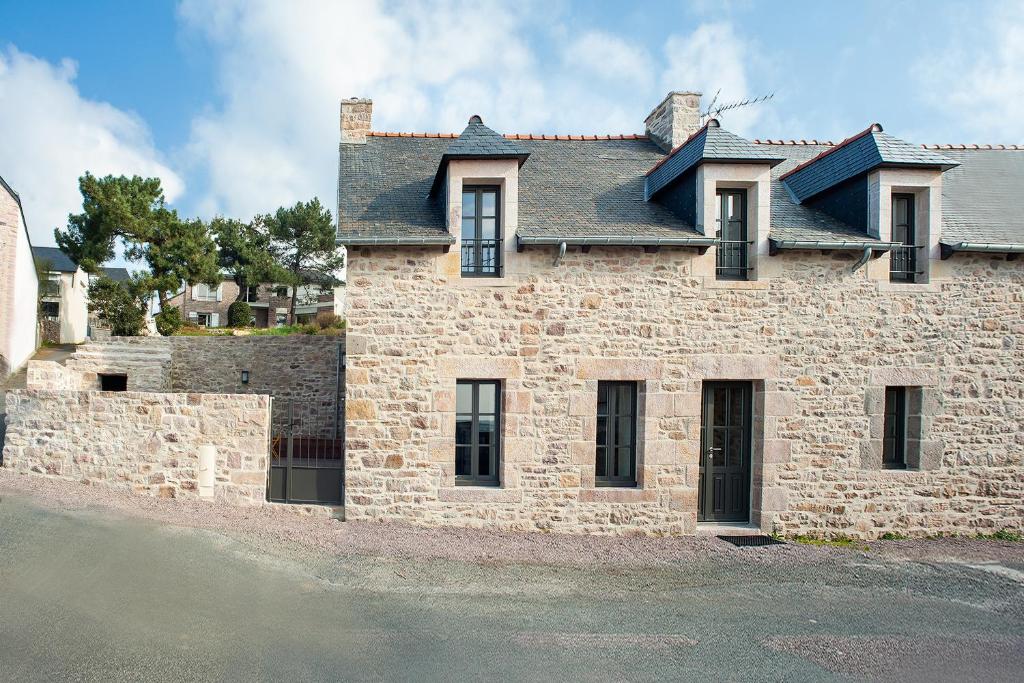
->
1 0 1022 255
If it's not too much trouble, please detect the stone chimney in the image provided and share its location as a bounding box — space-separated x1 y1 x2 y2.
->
644 91 702 151
340 97 373 143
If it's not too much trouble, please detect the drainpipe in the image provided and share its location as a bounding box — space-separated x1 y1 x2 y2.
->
553 241 567 266
852 246 873 272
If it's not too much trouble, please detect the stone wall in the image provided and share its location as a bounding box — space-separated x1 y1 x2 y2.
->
343 245 1023 538
62 339 172 392
2 388 270 504
168 336 344 437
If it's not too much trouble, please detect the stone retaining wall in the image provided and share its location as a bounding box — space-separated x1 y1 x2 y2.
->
168 336 345 437
1 388 270 504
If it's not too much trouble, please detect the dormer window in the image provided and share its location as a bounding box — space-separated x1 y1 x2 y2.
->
461 186 501 277
716 189 749 280
890 194 917 283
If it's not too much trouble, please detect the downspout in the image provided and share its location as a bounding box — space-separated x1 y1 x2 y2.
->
553 241 567 266
852 246 873 272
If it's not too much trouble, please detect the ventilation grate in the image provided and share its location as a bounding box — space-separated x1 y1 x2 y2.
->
717 534 785 547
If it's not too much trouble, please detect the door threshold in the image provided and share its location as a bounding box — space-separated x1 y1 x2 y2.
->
696 522 761 536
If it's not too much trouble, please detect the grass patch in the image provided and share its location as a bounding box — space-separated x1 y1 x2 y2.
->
791 535 870 550
976 529 1023 543
879 532 909 541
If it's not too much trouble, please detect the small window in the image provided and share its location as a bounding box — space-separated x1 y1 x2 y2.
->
99 374 128 392
716 190 748 280
196 312 214 327
275 310 288 326
244 285 260 302
275 286 289 298
890 194 917 282
455 380 501 486
596 381 637 486
40 301 60 321
461 186 501 277
882 386 907 468
194 283 220 301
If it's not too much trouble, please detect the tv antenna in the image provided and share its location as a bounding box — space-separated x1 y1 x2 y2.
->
701 89 775 123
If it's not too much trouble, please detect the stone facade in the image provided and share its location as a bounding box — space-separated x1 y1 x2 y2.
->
644 91 702 152
0 179 39 379
2 388 270 504
343 245 1023 538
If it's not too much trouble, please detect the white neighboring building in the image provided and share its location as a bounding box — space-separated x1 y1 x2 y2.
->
32 246 89 344
0 175 39 378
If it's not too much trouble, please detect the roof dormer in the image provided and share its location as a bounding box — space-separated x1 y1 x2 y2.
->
430 115 530 194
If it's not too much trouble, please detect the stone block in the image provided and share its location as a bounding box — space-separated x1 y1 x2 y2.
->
437 356 523 379
346 399 377 420
576 358 663 380
761 439 792 464
868 366 938 387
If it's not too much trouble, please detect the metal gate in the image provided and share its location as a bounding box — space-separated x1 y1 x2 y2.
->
267 346 345 506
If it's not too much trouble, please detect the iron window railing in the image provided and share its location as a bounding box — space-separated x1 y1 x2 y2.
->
889 245 919 282
716 240 751 280
461 238 503 277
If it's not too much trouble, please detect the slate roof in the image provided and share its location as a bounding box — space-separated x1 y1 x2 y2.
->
338 135 707 245
444 117 531 159
781 125 958 202
337 125 1024 250
938 148 1024 245
32 246 78 272
101 267 131 282
763 143 895 246
645 120 785 199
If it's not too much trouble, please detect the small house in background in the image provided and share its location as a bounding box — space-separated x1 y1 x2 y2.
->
32 246 89 345
164 275 345 328
0 174 39 378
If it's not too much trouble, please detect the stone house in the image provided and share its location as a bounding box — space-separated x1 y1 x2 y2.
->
336 91 1024 539
165 278 344 328
32 246 89 345
0 175 39 379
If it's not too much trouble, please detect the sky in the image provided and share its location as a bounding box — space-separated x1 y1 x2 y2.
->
1 0 1022 257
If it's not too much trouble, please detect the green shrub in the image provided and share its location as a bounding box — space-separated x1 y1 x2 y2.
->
88 277 145 336
155 306 184 336
228 300 253 328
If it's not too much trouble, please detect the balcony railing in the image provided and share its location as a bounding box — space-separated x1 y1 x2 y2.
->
889 244 919 282
716 240 751 280
461 238 502 277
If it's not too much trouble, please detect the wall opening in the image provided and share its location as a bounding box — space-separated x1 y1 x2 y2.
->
99 374 128 392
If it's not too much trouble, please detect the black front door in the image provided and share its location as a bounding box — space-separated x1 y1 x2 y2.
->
699 382 752 522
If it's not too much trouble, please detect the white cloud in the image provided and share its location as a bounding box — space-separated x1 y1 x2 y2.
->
562 31 652 85
661 22 764 134
0 47 183 246
914 1 1024 141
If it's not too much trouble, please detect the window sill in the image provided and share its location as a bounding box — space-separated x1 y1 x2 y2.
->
702 278 769 290
875 281 942 294
437 487 522 503
578 488 657 503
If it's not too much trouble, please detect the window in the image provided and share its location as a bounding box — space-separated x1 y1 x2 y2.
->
194 283 221 301
40 301 60 321
455 380 501 485
275 286 289 298
244 285 260 302
882 386 907 468
890 194 917 282
461 186 501 277
99 374 127 392
275 310 288 326
716 190 748 280
596 381 637 486
42 273 61 297
195 312 219 327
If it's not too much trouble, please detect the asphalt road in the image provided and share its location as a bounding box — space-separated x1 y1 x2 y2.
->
1 494 1022 682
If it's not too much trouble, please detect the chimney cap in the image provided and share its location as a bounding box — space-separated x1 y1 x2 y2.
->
870 122 884 132
469 114 483 124
707 118 720 128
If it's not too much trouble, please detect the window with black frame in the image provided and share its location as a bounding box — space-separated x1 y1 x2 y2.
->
882 386 907 468
890 194 917 282
716 189 748 280
455 380 501 485
596 381 637 486
461 186 501 277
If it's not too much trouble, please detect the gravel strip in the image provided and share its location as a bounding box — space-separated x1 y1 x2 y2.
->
2 470 1021 569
